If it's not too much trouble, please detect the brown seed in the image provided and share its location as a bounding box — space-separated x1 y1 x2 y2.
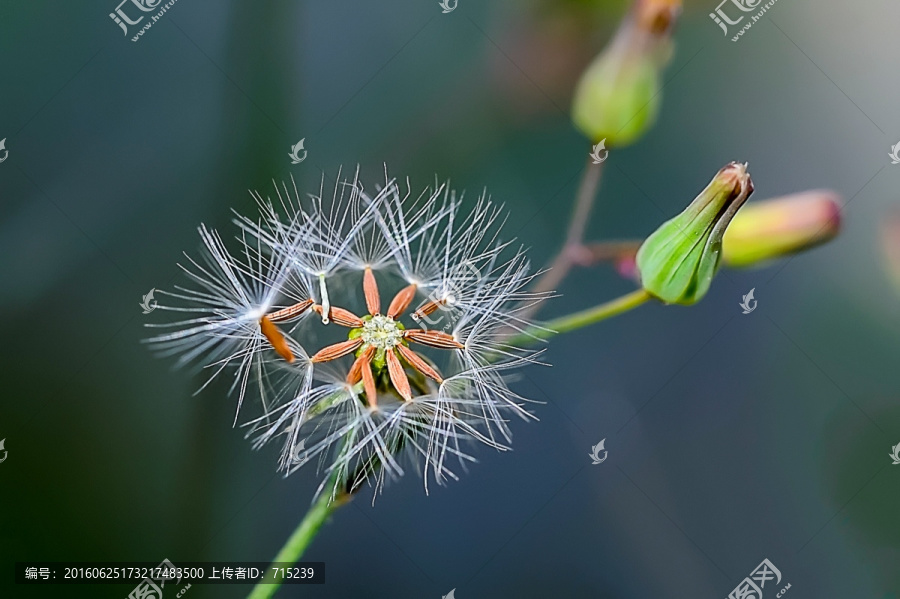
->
347 346 376 385
387 284 417 318
386 349 412 401
360 353 377 408
259 316 295 363
311 337 363 363
404 329 464 350
312 304 363 327
412 299 443 321
363 267 380 315
267 298 314 323
396 344 443 383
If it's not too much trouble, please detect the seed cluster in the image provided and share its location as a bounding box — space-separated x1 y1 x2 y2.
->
149 174 547 487
360 315 404 349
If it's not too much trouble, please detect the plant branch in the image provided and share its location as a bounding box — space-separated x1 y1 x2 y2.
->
509 288 652 345
529 155 606 300
580 239 642 265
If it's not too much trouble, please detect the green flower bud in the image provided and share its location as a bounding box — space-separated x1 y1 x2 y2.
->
636 162 753 304
722 191 841 268
571 0 681 146
572 52 660 146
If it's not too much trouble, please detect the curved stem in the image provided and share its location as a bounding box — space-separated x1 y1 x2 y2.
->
246 473 347 599
565 157 606 247
529 156 605 299
510 288 652 345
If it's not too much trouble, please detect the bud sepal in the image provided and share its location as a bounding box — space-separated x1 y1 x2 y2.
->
636 162 753 304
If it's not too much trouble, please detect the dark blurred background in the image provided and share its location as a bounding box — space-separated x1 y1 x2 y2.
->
1 1 899 597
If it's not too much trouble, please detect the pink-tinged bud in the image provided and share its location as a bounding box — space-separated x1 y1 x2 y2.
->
881 211 900 295
722 191 842 268
614 254 640 282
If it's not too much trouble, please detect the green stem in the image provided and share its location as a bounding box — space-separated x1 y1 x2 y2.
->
509 288 652 345
246 472 347 599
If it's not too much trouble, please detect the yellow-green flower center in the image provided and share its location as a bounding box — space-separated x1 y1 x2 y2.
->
360 315 403 349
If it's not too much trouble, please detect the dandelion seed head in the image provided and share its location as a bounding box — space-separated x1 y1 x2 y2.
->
148 168 551 498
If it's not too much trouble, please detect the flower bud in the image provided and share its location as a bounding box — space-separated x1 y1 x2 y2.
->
722 191 841 268
636 162 753 304
571 0 681 146
880 211 900 295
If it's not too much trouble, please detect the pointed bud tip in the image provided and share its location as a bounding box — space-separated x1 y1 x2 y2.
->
716 162 753 195
637 0 683 36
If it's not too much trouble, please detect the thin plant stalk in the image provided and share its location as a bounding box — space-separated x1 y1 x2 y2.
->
581 240 642 264
529 155 605 300
510 288 651 345
246 471 347 599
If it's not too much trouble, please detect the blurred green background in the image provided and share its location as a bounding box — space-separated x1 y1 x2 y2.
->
1 0 898 597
